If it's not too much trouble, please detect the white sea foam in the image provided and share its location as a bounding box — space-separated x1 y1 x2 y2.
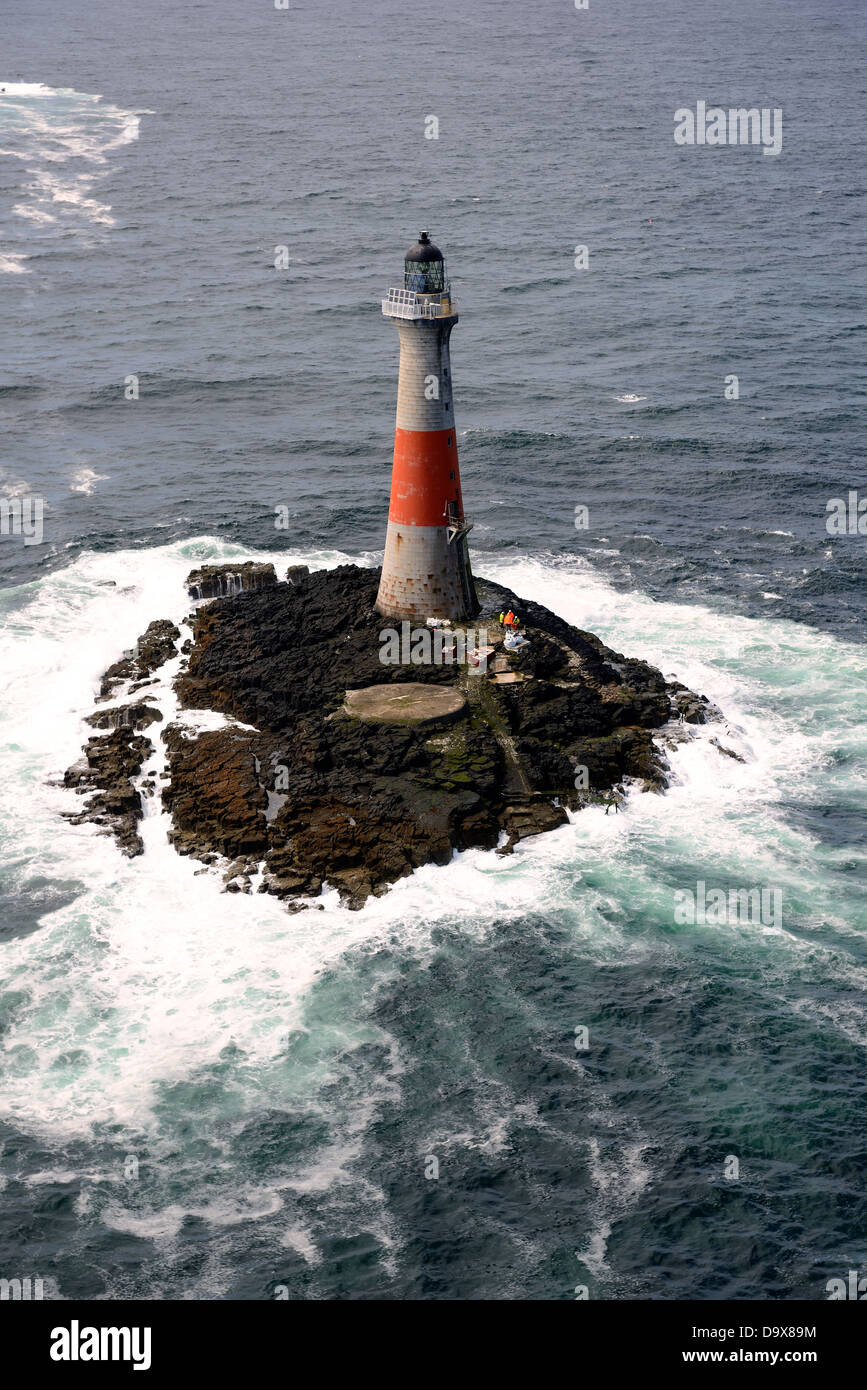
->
11 204 55 224
1 82 146 241
26 169 115 226
0 250 30 274
281 1221 323 1265
70 467 108 495
578 1136 654 1281
0 469 36 497
0 82 66 97
0 539 864 1172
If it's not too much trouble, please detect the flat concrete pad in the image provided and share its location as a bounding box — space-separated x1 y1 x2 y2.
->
344 683 467 726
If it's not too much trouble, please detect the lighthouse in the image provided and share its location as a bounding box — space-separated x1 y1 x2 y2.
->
376 232 480 622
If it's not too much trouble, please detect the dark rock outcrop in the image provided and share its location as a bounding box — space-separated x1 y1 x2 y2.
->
62 728 153 856
99 619 180 701
668 681 719 724
64 564 719 907
187 562 277 601
85 700 163 733
161 724 269 861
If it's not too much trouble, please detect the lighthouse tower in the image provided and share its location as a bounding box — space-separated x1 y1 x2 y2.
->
376 232 480 622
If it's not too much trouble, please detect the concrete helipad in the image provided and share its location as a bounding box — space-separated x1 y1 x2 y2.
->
344 683 467 727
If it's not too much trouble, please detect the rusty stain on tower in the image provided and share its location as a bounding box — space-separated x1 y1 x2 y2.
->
376 232 481 623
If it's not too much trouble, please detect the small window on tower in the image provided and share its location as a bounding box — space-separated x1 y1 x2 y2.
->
447 435 452 446
450 471 455 480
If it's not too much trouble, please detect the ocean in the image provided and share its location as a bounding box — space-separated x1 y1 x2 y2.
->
0 0 865 1300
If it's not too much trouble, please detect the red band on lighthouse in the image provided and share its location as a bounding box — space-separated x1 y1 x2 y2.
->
388 427 463 528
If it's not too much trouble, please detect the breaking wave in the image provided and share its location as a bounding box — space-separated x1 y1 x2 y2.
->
0 539 864 1297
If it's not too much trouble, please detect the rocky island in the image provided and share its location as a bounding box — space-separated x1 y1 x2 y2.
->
60 235 728 909
63 561 719 909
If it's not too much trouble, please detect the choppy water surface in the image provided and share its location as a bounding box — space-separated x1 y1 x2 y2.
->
0 0 864 1299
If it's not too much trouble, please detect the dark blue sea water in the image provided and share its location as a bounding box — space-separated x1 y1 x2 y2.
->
0 0 865 1301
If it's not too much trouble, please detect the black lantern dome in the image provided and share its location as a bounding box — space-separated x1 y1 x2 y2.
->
404 230 446 293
